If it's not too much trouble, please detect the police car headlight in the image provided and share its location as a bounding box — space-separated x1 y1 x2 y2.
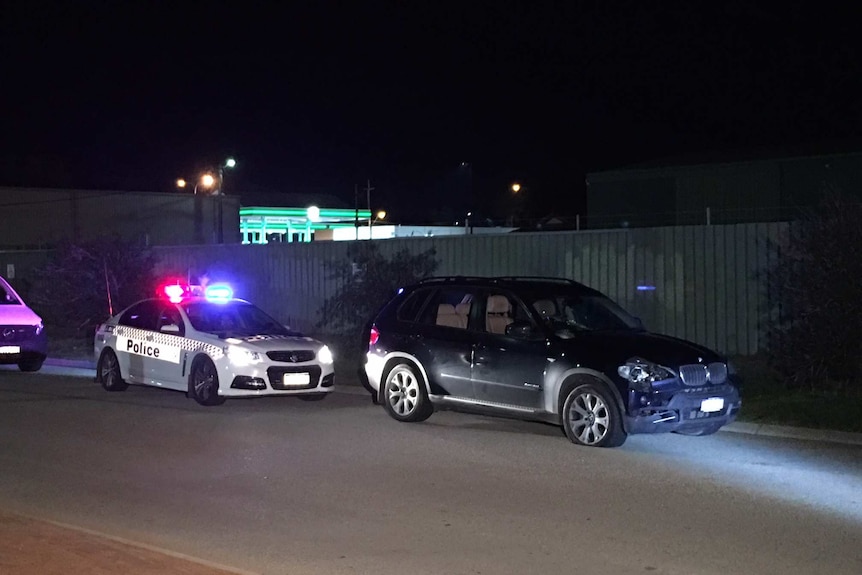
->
317 345 334 365
227 346 262 367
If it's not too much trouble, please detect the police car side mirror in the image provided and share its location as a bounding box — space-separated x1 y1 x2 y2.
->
160 323 181 334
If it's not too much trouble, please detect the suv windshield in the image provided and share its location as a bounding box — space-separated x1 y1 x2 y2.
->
181 301 296 337
525 292 642 336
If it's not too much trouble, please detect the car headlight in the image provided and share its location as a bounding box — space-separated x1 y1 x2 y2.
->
618 357 675 391
35 321 44 335
317 345 334 365
226 346 262 367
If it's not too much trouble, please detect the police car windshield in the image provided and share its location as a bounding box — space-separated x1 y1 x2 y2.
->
181 301 297 337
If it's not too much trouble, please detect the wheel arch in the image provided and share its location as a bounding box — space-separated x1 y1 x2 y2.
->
551 368 627 431
377 352 430 403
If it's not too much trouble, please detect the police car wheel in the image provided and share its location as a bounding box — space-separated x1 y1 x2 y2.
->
189 356 226 406
98 349 128 392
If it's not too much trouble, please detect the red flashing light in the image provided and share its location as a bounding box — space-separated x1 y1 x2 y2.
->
157 281 233 303
369 326 379 346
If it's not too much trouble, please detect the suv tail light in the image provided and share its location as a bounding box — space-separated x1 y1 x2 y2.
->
369 326 380 346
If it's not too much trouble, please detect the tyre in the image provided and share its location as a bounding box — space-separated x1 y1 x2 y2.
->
188 356 225 406
382 363 433 423
97 349 128 392
562 382 626 447
674 424 722 436
298 392 327 401
18 358 44 372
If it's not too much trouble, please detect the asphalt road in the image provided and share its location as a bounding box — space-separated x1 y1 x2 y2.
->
1 369 861 575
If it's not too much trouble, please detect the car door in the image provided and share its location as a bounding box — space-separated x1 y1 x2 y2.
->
114 300 161 383
149 302 187 389
471 290 549 409
410 286 479 399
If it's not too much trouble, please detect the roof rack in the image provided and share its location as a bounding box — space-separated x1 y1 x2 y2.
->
492 276 580 285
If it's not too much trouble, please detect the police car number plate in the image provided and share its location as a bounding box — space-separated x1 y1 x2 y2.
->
700 397 725 413
0 346 20 354
283 372 310 386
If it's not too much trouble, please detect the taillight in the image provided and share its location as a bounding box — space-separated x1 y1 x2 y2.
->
369 326 380 346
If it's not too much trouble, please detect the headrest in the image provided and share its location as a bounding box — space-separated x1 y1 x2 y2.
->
486 294 511 314
533 299 555 317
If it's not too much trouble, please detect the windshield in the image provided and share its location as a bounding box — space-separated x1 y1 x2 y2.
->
1 279 21 305
181 301 298 337
526 293 642 336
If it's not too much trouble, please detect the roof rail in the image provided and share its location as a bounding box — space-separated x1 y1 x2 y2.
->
417 276 492 284
492 276 580 285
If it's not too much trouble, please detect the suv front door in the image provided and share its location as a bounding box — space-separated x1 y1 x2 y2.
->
471 290 548 409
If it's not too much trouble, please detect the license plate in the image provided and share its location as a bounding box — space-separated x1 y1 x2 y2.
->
0 346 20 354
700 397 725 413
282 372 310 386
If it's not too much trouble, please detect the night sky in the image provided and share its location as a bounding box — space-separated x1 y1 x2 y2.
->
3 1 862 224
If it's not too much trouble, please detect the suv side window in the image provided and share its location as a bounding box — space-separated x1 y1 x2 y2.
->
119 301 160 331
483 291 537 337
418 287 477 330
397 288 433 322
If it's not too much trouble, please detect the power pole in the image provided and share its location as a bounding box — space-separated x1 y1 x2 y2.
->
364 179 375 239
354 184 359 240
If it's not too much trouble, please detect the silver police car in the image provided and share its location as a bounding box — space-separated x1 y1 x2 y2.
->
94 283 334 405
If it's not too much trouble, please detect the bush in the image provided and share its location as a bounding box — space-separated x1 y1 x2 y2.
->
28 236 158 337
765 191 862 393
316 242 438 363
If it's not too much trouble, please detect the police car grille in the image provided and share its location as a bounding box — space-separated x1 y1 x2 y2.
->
0 326 36 343
268 365 321 390
679 363 728 386
267 350 316 363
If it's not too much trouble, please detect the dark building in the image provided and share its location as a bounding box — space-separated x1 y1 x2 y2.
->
0 187 241 248
585 150 862 229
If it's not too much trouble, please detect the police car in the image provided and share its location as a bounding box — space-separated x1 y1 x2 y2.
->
93 282 335 405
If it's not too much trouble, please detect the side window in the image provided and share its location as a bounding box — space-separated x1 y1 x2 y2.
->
484 291 536 336
418 287 476 330
157 304 185 336
396 288 433 322
119 301 160 331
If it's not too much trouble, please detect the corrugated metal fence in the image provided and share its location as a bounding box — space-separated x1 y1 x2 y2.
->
151 222 789 356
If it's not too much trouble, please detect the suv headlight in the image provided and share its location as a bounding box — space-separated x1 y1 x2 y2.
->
35 321 44 335
317 345 334 365
618 357 675 391
226 346 262 367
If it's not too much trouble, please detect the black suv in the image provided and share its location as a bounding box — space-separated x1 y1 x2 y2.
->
361 277 741 448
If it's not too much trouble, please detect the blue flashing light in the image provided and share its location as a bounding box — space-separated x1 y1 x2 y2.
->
636 285 656 291
205 284 233 302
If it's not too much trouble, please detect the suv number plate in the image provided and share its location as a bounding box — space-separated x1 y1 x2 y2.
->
0 346 20 354
700 397 725 413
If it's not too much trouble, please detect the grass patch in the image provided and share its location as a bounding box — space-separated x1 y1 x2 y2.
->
732 352 862 433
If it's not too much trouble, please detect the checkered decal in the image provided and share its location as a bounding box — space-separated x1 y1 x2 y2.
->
115 326 224 359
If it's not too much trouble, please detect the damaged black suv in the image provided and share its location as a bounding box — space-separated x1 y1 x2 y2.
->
362 277 741 448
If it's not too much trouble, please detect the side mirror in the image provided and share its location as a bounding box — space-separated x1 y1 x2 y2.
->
160 323 181 334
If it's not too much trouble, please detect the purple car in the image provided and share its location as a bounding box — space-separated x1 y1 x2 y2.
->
0 275 47 372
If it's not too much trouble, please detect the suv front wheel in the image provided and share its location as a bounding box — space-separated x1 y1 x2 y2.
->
562 383 627 447
383 363 433 423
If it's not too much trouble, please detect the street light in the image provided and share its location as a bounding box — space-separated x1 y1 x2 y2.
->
216 157 237 194
195 173 215 194
176 178 187 189
511 183 521 193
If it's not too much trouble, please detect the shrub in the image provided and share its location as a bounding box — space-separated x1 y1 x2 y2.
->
28 236 158 337
316 242 438 362
765 191 862 393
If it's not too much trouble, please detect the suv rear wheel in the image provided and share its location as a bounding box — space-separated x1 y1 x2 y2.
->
562 383 626 447
383 363 433 423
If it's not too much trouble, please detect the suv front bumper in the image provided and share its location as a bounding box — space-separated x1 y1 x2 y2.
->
625 386 742 434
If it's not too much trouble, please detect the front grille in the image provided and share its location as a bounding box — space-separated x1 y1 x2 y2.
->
0 326 35 343
679 362 728 386
267 365 322 390
267 350 316 363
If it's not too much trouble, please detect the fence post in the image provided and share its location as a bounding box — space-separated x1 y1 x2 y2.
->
706 207 711 226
